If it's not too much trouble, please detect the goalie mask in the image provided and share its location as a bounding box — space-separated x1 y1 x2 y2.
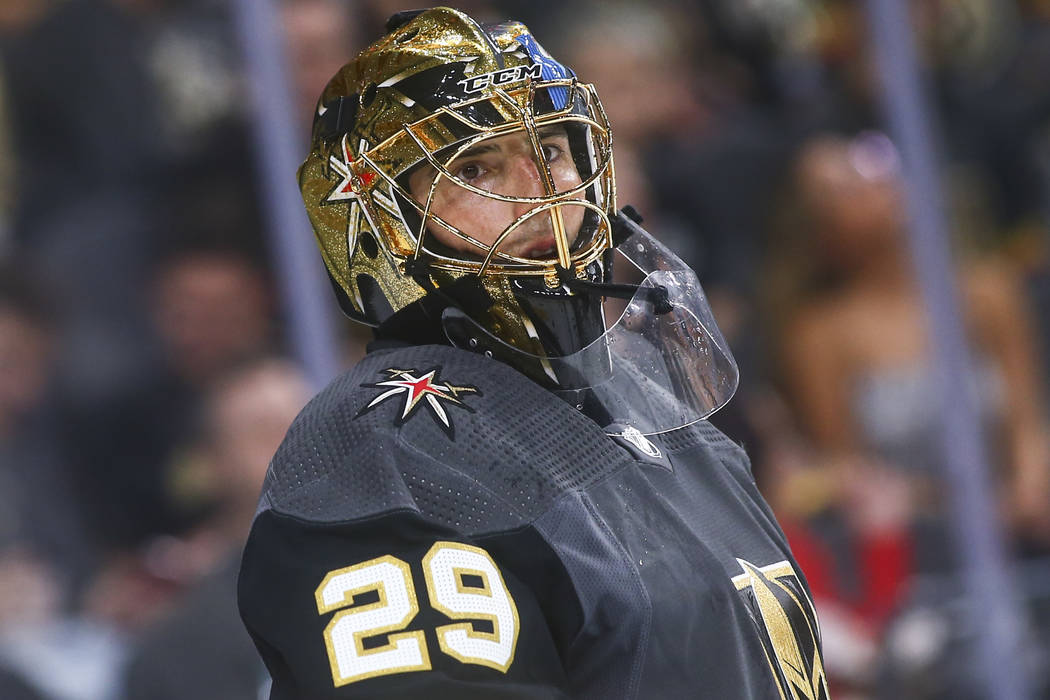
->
301 7 738 433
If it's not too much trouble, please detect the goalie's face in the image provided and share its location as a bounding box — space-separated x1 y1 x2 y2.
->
407 126 586 261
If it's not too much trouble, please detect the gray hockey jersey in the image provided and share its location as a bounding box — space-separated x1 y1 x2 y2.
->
238 343 828 699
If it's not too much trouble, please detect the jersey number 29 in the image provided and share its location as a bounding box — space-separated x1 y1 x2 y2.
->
315 541 520 687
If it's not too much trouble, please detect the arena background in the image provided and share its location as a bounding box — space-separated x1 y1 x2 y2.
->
1 1 1049 698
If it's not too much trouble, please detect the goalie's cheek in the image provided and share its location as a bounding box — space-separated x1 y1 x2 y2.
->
425 191 520 254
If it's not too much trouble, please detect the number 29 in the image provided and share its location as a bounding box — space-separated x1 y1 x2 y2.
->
315 542 520 687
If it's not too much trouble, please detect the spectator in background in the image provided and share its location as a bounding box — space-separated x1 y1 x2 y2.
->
0 275 63 632
60 243 276 637
0 269 89 616
775 132 1050 541
0 269 113 700
762 131 1050 692
169 357 312 574
72 242 272 547
152 245 274 390
122 358 310 700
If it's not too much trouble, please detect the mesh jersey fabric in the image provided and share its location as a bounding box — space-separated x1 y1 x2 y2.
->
240 344 827 699
259 344 628 531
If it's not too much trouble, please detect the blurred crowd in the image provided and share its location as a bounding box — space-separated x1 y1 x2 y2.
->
0 0 1049 698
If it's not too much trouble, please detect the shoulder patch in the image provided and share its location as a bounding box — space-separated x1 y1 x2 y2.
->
355 366 480 438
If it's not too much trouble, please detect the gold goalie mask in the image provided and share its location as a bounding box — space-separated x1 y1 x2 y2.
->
301 7 739 434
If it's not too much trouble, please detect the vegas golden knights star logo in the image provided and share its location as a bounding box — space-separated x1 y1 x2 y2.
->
732 560 829 700
356 367 480 439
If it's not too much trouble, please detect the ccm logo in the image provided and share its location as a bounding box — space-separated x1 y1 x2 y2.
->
459 63 544 94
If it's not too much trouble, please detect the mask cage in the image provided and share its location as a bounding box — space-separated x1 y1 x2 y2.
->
355 79 616 277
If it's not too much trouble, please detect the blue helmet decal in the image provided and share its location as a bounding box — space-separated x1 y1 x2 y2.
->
514 31 575 109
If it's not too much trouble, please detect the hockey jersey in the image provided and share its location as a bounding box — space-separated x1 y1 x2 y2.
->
238 343 828 699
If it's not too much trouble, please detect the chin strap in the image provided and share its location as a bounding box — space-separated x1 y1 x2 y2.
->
554 206 674 314
555 266 673 314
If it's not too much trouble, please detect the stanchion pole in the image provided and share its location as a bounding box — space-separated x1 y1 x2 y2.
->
862 0 1032 698
231 0 341 390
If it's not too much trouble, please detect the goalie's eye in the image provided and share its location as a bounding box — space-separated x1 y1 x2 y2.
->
454 162 486 183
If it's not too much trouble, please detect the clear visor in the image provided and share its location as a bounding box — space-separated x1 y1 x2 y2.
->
442 225 740 435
